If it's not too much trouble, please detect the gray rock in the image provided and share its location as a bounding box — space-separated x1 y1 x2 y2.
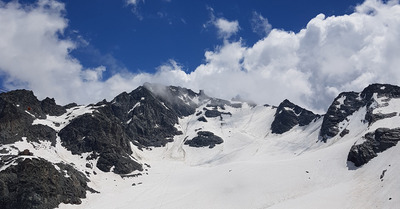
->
0 90 61 145
204 108 232 118
365 111 397 125
111 86 182 147
40 97 66 116
197 116 208 122
347 128 400 167
184 131 223 148
320 92 365 142
59 111 142 174
0 158 95 209
320 84 400 142
271 99 320 134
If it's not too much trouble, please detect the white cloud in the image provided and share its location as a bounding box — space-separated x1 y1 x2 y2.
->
204 7 240 39
126 0 141 6
251 11 272 36
214 18 240 39
2 0 400 113
0 0 135 104
153 0 400 111
82 66 106 82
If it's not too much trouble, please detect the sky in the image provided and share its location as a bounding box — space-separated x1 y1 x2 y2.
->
0 0 400 112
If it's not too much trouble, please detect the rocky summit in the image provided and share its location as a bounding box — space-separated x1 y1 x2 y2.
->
1 83 400 209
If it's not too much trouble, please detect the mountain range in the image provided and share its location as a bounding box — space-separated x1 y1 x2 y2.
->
1 83 400 209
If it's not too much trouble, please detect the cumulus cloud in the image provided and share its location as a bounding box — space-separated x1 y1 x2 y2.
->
214 18 240 39
0 0 135 104
157 0 400 111
251 11 272 36
2 0 400 113
204 7 240 39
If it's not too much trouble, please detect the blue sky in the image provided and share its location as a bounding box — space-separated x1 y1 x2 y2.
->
65 0 364 75
0 0 399 112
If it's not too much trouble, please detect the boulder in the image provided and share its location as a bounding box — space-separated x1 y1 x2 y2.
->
184 131 223 148
347 128 400 167
0 158 95 209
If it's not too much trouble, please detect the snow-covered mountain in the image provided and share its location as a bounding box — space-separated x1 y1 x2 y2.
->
1 83 400 209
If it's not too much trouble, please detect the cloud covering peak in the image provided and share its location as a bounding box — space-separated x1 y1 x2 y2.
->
1 0 400 112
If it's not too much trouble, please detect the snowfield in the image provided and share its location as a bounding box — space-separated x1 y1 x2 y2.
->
2 94 400 209
57 101 400 208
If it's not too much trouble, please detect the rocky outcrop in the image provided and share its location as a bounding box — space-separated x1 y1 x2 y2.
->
197 116 208 122
271 99 319 134
360 83 400 102
320 84 400 142
319 92 365 142
144 83 209 117
40 97 66 116
204 108 232 118
0 89 144 175
59 109 142 174
365 112 397 125
362 84 400 125
347 128 400 167
0 158 95 209
110 86 182 147
184 131 223 148
0 90 64 145
59 84 212 173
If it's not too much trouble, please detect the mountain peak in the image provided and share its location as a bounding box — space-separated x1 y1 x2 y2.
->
361 83 400 100
271 99 320 134
2 83 400 209
320 83 400 142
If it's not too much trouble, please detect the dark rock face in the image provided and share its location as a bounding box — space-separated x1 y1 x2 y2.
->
320 92 365 142
362 84 400 125
204 109 227 118
360 83 400 102
320 84 400 142
340 129 350 137
365 112 397 125
96 151 142 174
204 108 232 119
0 90 63 145
204 109 221 118
110 86 182 147
40 97 66 116
197 116 208 122
184 131 223 148
25 124 57 145
144 83 208 117
347 128 400 167
206 98 231 110
0 158 94 209
64 103 78 109
59 110 142 174
59 84 212 173
271 99 320 134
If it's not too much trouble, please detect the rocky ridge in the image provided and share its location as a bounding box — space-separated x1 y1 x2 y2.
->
271 99 320 134
0 83 400 208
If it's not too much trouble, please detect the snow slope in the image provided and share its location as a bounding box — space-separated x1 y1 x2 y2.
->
54 97 400 209
2 85 400 209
